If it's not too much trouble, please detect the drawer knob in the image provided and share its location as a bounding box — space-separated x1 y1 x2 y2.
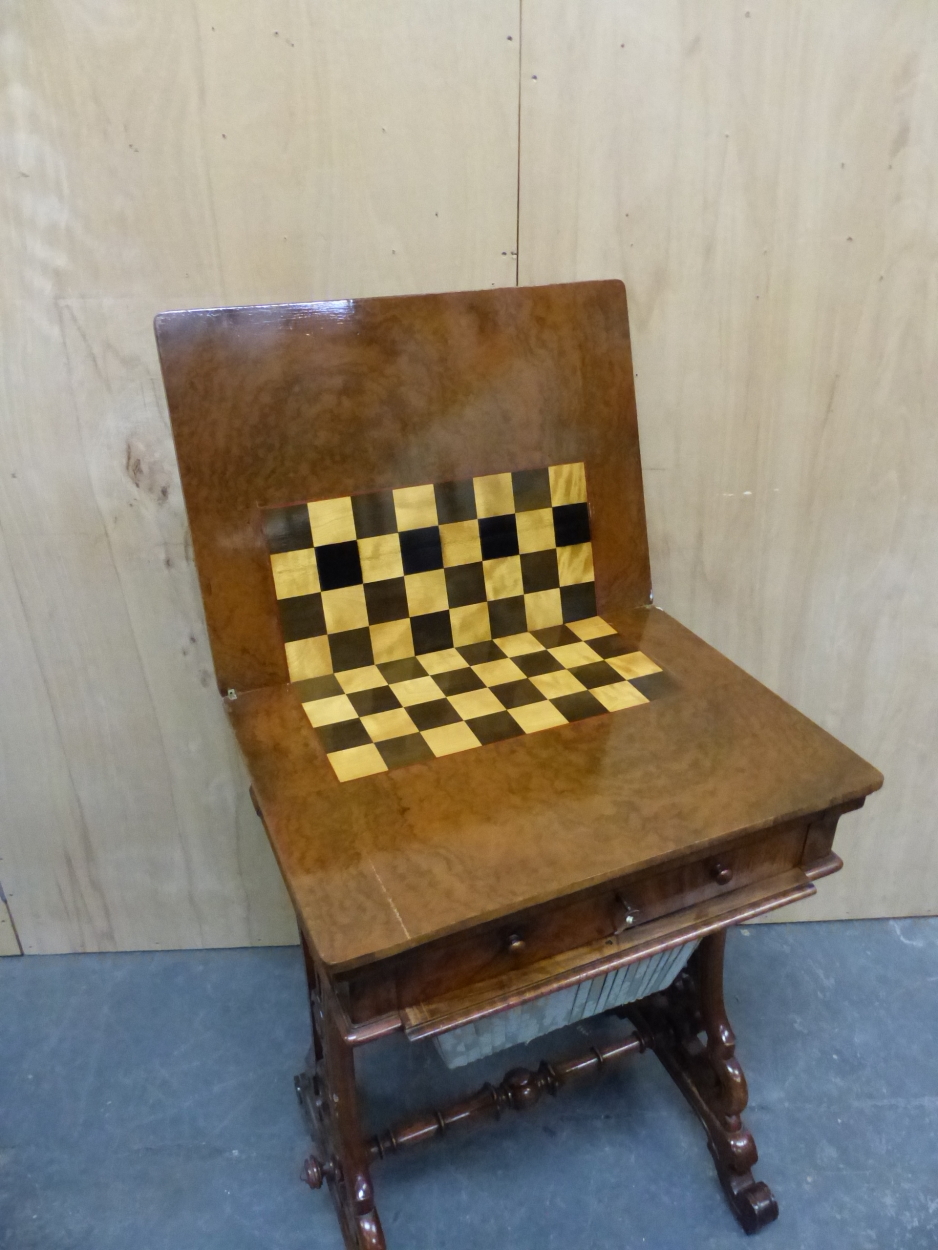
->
712 862 734 886
302 1154 341 1189
613 894 639 934
506 933 526 954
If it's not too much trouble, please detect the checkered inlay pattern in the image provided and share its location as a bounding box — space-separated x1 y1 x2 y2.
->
262 464 666 781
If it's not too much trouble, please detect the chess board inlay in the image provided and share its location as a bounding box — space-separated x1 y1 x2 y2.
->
262 464 665 781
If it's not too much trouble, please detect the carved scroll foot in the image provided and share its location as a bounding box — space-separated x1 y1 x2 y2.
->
296 935 386 1250
627 930 779 1235
718 1169 779 1235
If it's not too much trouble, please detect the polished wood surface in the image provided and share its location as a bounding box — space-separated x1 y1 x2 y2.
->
158 279 881 1246
347 814 813 1027
397 869 816 1042
155 282 650 695
229 601 880 971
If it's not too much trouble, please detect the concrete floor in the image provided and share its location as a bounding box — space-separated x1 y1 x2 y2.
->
1 918 936 1250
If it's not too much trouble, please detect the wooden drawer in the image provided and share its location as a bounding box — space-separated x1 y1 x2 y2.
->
342 817 809 1024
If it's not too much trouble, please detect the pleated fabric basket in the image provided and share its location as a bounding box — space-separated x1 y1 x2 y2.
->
434 940 699 1068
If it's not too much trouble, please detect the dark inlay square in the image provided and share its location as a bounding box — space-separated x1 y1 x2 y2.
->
317 717 371 754
347 686 402 716
463 710 525 745
511 467 552 513
587 632 632 660
444 562 487 608
520 549 560 593
489 678 546 709
364 577 409 625
329 627 374 672
351 490 398 539
434 479 477 524
550 690 607 722
561 582 597 623
408 698 462 731
512 650 564 677
568 660 625 689
488 595 527 639
377 733 435 770
400 526 444 574
263 504 312 554
293 674 343 702
279 592 326 643
432 667 485 696
457 640 505 665
316 540 363 590
411 610 454 655
378 657 428 683
479 513 519 560
553 502 591 547
628 671 677 702
531 624 580 649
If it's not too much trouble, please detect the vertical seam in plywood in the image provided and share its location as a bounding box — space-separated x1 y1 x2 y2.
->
514 0 523 285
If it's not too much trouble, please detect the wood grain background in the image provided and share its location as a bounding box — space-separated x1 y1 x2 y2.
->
1 0 933 953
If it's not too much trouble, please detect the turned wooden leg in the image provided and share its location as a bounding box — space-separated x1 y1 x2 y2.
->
628 930 779 1234
295 933 386 1250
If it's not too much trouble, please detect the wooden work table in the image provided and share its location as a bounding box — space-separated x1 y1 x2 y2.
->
157 280 882 1247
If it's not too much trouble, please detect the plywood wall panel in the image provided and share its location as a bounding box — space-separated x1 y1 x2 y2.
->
0 524 114 954
0 0 519 952
519 0 938 919
193 1 520 303
58 297 299 949
0 897 22 957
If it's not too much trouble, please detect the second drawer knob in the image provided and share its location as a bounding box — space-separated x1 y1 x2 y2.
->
711 862 734 886
613 894 639 934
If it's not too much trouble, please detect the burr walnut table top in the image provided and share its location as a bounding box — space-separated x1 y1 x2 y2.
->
156 279 881 976
228 603 880 972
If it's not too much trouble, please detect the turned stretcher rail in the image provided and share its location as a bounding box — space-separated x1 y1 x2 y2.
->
299 1028 648 1188
369 1029 647 1159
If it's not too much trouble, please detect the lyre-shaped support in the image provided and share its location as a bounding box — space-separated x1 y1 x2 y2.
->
627 930 779 1234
